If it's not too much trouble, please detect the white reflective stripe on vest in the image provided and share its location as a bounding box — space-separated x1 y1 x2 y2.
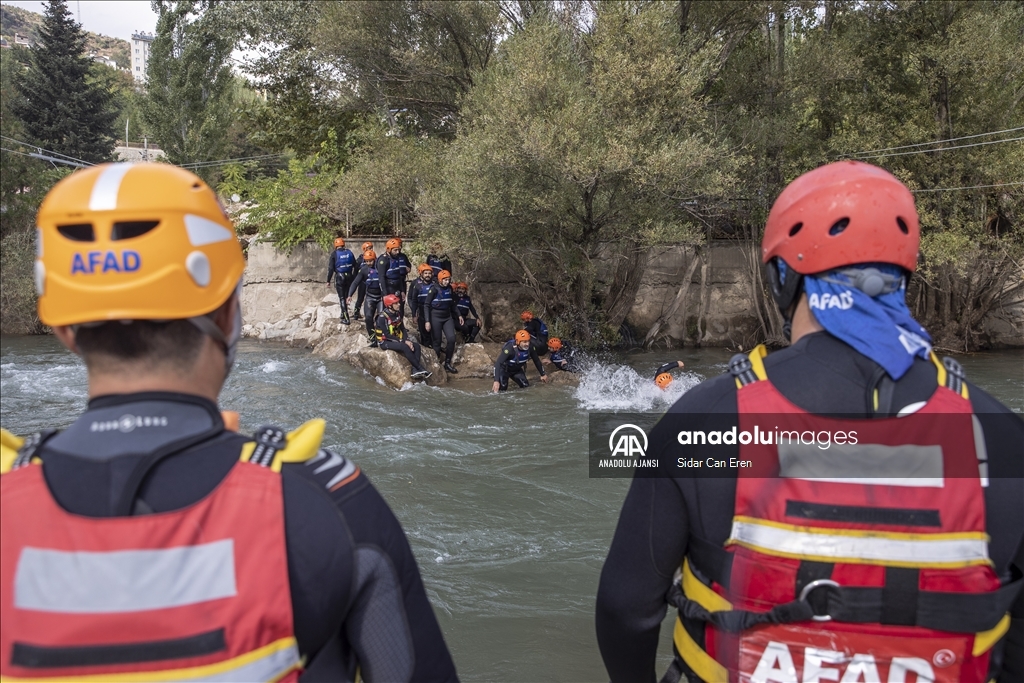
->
778 442 944 487
729 520 989 565
14 539 236 613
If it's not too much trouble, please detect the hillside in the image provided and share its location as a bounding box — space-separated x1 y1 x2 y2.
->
1 3 129 69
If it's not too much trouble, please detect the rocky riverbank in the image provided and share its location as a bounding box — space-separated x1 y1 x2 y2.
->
242 292 577 390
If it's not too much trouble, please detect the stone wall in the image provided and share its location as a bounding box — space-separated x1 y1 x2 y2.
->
240 239 1024 348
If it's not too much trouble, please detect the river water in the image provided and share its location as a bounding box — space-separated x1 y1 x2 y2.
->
2 335 1021 681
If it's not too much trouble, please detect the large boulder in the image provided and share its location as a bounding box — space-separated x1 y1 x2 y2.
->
451 342 498 378
312 324 447 389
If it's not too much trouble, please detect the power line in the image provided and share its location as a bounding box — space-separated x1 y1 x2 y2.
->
180 153 285 169
913 181 1024 193
0 135 95 166
847 136 1023 160
847 126 1024 156
0 147 89 167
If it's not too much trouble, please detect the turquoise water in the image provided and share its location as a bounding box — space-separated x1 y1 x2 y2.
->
1 336 1020 680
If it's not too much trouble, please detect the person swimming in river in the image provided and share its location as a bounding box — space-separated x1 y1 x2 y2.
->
375 294 431 380
654 360 685 389
493 330 548 393
546 338 575 373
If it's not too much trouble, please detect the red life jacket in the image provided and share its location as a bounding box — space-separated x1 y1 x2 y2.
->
670 346 1018 683
0 443 302 682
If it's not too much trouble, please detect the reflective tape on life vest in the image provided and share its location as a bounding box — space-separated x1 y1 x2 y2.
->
728 516 990 567
14 541 236 614
0 636 300 683
778 442 946 487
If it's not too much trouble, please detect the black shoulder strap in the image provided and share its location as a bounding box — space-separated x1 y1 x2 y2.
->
13 429 59 470
248 425 287 468
942 356 966 394
728 353 758 387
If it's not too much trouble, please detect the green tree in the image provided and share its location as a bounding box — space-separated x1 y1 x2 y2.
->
141 1 235 169
12 0 117 163
423 2 732 337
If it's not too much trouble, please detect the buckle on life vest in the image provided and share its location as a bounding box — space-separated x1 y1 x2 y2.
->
798 579 840 622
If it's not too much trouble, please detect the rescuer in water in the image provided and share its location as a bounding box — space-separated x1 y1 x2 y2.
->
653 360 685 389
546 337 574 373
595 161 1024 683
493 330 548 392
0 163 457 682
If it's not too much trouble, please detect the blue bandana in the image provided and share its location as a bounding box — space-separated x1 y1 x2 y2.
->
795 263 931 380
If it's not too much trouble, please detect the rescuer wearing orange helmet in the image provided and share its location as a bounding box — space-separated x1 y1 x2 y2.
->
492 329 548 392
375 237 412 310
375 293 431 379
424 269 464 374
453 281 482 343
520 310 550 356
408 262 435 343
351 240 375 319
0 164 458 681
596 161 1024 683
546 337 574 373
653 360 685 389
326 237 356 324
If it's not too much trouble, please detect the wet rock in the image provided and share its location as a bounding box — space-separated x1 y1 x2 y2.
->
312 324 446 389
450 343 497 378
544 368 580 386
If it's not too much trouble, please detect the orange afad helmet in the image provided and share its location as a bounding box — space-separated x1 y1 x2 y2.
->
35 163 245 327
515 330 530 344
655 372 673 390
520 310 534 322
547 337 562 351
437 269 451 283
454 281 468 292
334 237 345 248
361 241 373 252
386 237 402 251
363 249 376 261
418 263 433 275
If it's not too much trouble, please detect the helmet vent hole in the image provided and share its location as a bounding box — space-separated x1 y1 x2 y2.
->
111 221 160 240
897 217 909 234
788 222 803 236
829 218 850 236
192 182 202 189
57 223 95 241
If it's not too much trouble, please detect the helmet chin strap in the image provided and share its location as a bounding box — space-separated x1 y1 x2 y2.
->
188 281 243 378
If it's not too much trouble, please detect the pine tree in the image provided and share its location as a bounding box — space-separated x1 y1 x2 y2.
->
13 0 117 164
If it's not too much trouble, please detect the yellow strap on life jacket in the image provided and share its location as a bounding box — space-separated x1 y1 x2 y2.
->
673 559 730 683
1 428 24 475
973 612 1011 656
238 419 326 473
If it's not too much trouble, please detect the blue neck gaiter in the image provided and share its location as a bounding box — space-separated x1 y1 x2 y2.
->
795 263 932 380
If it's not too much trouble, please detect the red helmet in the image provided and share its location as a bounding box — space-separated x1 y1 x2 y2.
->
547 337 562 351
762 161 920 275
383 294 400 307
520 310 534 322
515 330 530 344
333 237 345 248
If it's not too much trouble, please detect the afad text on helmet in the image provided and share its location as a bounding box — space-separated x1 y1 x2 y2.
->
71 250 141 275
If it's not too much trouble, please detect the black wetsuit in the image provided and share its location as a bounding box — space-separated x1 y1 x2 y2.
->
375 253 411 308
348 263 383 341
408 278 434 344
493 340 545 390
327 248 357 323
549 348 572 372
426 253 452 279
352 253 367 318
654 361 680 379
20 393 458 683
375 308 425 373
595 332 1024 683
424 283 460 364
524 318 549 356
455 294 480 343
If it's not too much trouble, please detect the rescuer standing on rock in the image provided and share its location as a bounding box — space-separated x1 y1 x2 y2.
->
424 269 463 375
596 161 1024 683
376 238 412 311
348 248 383 347
352 240 374 320
326 237 356 325
0 163 458 682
